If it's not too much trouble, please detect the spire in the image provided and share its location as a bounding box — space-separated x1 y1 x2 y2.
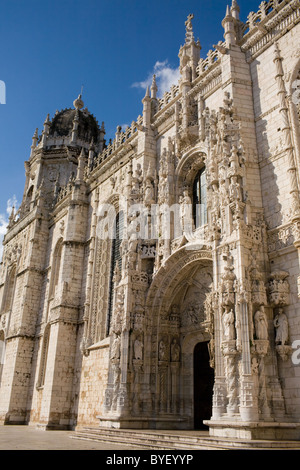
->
231 0 240 20
151 75 158 99
179 13 201 86
144 86 150 100
41 114 50 147
30 128 39 157
8 205 15 227
142 85 151 127
222 5 236 47
76 147 86 182
225 4 231 18
185 13 194 45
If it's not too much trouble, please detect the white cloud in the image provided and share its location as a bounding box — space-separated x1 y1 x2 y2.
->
132 60 180 98
0 195 19 260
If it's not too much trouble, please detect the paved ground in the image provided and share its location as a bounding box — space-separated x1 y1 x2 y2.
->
0 425 140 450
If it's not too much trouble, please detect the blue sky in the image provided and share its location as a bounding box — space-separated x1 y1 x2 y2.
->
0 0 260 249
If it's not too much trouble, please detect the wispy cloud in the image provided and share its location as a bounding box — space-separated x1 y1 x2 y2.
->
132 60 180 97
0 195 19 260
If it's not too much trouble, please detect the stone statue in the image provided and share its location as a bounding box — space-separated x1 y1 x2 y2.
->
222 306 236 340
171 338 180 362
159 339 167 361
134 336 144 360
180 189 192 231
254 306 268 340
274 308 289 345
111 334 121 360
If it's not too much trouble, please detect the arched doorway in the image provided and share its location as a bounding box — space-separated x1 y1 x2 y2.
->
193 341 214 429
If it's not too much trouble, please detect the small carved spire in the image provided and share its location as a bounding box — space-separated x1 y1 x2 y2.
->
8 206 15 227
41 114 50 147
30 128 39 156
76 147 86 182
142 86 151 127
144 86 150 100
151 74 158 99
222 5 236 47
231 0 240 20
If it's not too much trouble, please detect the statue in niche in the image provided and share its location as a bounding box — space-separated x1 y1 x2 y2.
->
222 306 236 340
159 339 167 361
111 334 121 360
134 336 144 360
229 145 240 173
254 306 268 340
171 338 181 362
229 175 242 201
144 177 155 206
180 189 192 223
132 163 142 194
210 183 219 210
274 308 289 345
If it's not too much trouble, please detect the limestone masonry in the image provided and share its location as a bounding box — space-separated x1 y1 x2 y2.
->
0 0 299 441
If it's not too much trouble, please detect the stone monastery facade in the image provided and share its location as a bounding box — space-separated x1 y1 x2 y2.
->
0 0 300 440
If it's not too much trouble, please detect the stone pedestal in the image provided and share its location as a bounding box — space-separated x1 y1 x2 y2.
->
204 419 300 441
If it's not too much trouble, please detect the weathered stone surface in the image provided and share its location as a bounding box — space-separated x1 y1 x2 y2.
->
0 0 299 440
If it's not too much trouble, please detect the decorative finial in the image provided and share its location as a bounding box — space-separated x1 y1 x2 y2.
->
73 93 84 110
185 13 194 45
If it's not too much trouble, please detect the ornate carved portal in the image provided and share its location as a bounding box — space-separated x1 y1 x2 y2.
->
154 260 214 429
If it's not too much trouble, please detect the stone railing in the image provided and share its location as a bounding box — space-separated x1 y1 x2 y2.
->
196 45 223 77
241 0 287 37
88 116 142 173
156 84 180 112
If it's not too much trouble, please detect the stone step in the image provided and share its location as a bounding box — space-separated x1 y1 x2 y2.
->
72 429 224 450
71 427 300 450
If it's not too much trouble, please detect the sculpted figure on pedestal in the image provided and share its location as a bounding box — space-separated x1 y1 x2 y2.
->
274 308 289 346
254 306 268 341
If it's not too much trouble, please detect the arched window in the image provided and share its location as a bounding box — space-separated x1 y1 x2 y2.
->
2 265 16 313
192 167 207 228
49 239 63 299
106 211 124 336
37 324 50 388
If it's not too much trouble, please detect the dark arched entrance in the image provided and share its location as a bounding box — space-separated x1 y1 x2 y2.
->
193 341 214 429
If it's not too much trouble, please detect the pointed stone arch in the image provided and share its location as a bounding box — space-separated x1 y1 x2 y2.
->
175 148 207 199
87 192 123 344
144 247 214 428
146 246 212 319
